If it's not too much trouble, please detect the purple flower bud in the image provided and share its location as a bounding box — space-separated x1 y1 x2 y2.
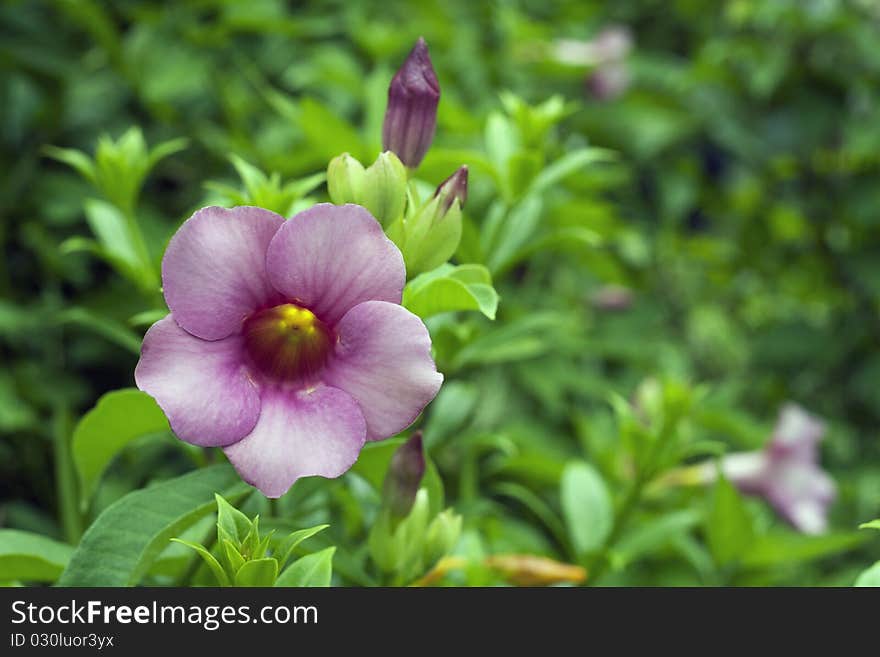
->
383 431 426 518
382 37 440 168
433 166 468 214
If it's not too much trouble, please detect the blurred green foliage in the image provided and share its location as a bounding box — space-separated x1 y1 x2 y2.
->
2 0 880 586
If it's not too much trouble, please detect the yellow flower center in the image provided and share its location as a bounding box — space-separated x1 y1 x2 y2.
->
243 303 333 381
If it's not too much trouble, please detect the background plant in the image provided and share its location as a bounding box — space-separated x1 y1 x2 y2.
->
1 0 879 587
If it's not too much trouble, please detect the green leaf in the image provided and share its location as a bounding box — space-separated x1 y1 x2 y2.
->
484 194 543 275
452 312 568 369
215 493 253 547
169 539 230 586
128 309 168 327
146 137 188 171
855 561 880 587
528 147 615 195
403 264 499 320
741 532 867 569
43 145 97 183
276 525 329 570
299 97 367 163
57 307 142 354
275 547 335 587
560 461 613 556
0 530 74 583
82 198 156 290
484 111 518 182
58 465 251 586
222 538 246 576
615 510 702 563
234 558 279 587
229 154 268 199
72 388 170 507
859 519 880 531
705 474 755 567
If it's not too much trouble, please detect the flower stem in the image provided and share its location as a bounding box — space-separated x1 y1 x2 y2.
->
587 417 680 584
52 403 83 544
587 476 645 583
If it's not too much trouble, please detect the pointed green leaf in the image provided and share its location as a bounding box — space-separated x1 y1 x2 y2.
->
170 539 230 586
705 474 755 567
855 561 880 587
222 538 246 577
276 525 329 569
57 307 142 355
58 465 250 586
741 531 867 568
560 461 613 556
275 547 335 587
147 137 188 170
43 145 97 183
82 198 156 290
234 558 279 587
403 264 499 320
215 493 252 547
528 147 615 194
72 388 170 507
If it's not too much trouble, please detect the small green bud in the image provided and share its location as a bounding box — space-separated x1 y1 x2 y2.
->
423 508 462 568
361 152 408 228
396 197 462 277
367 509 397 574
327 152 366 204
369 489 432 581
327 151 408 228
389 165 467 277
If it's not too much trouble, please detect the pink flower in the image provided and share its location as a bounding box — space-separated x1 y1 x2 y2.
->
712 404 836 534
135 204 443 497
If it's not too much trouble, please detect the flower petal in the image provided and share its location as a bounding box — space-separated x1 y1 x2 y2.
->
162 206 285 340
223 385 367 498
265 203 405 326
764 461 836 535
768 403 826 461
322 300 443 441
135 316 260 447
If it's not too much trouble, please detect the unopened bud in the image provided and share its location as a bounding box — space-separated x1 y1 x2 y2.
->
382 37 440 168
327 151 407 227
390 165 466 277
433 165 468 214
383 432 426 518
327 153 366 204
423 508 462 567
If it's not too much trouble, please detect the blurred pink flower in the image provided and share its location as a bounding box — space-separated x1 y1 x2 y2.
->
552 26 633 101
701 404 837 534
590 285 633 312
